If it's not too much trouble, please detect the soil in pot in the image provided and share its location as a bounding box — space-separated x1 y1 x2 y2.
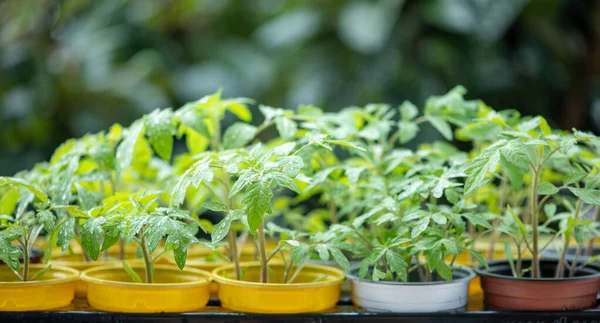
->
475 259 600 311
0 264 79 311
81 264 212 313
212 262 344 314
347 266 476 312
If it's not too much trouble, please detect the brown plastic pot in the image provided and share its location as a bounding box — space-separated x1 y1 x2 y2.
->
475 259 600 311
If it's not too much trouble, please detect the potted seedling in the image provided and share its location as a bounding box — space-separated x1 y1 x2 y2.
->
465 113 600 311
0 177 79 311
172 132 359 313
78 190 214 313
326 139 487 313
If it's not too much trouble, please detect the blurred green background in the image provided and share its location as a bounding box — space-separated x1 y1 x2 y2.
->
1 0 600 175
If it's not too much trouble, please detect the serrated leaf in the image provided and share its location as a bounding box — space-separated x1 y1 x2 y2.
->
0 236 22 272
242 180 273 233
275 117 297 140
469 248 488 268
37 210 55 231
116 120 144 174
223 123 257 149
0 177 49 204
145 109 176 161
274 142 296 156
268 172 300 193
229 170 258 198
329 247 349 270
411 217 430 238
564 172 587 186
203 201 228 213
278 156 304 177
212 217 231 243
81 217 106 260
436 261 452 281
463 213 492 229
426 116 453 141
538 182 559 195
57 217 75 254
385 250 407 281
398 121 419 144
174 245 187 269
315 244 329 261
399 101 419 121
568 188 600 206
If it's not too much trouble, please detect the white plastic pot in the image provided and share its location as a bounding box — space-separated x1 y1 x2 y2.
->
346 266 476 312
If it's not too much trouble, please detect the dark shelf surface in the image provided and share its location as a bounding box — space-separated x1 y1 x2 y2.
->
1 296 600 322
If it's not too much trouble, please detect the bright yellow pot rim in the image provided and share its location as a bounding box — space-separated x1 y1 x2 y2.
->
81 264 212 289
212 261 344 289
0 265 79 286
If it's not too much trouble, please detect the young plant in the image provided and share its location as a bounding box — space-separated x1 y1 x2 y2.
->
0 177 69 281
79 191 213 283
463 113 600 278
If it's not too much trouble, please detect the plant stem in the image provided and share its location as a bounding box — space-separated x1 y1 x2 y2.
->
556 199 583 278
586 207 600 257
227 231 241 280
569 244 582 278
22 239 29 282
530 165 540 278
139 233 153 284
328 198 338 224
119 239 125 260
257 222 269 284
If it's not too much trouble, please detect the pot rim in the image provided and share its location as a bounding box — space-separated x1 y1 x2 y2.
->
345 265 476 286
0 264 79 286
81 264 212 289
212 261 344 289
474 259 600 281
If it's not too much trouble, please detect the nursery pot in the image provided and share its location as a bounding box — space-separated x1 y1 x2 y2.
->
0 264 79 311
346 266 476 312
212 261 344 314
475 259 600 311
81 264 212 313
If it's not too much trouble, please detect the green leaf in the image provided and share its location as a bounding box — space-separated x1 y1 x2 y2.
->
564 172 587 186
223 123 257 149
174 245 187 269
37 210 55 231
171 157 213 207
57 217 75 254
203 201 228 213
145 216 173 254
399 101 419 121
568 188 600 206
145 109 176 161
275 117 297 140
538 182 559 195
499 153 524 190
82 217 106 260
30 264 52 281
464 140 505 195
398 121 419 144
426 116 453 141
0 236 22 272
212 217 231 243
101 222 123 252
436 261 452 281
326 140 367 152
504 242 515 276
0 177 49 204
463 213 492 229
122 261 142 283
177 108 210 138
315 244 329 261
431 213 447 225
411 217 430 238
116 120 144 174
229 170 258 198
385 250 407 281
329 247 350 270
278 156 304 177
442 239 459 254
544 203 557 217
468 249 488 269
268 172 300 193
242 180 273 233
274 142 296 156
507 205 526 235
426 247 442 273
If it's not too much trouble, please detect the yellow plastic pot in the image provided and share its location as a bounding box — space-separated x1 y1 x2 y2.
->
213 262 344 313
81 264 212 313
0 264 79 311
